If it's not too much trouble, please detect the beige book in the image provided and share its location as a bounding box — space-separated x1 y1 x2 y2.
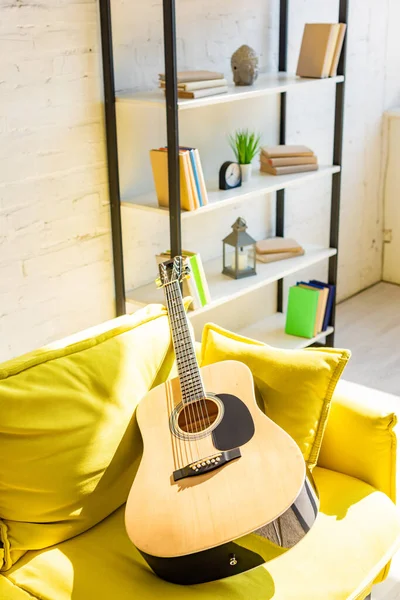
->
261 145 314 158
256 249 305 264
329 24 347 76
160 79 228 91
256 237 304 255
296 23 341 78
177 86 229 99
159 70 224 83
298 284 329 334
261 163 319 176
260 155 317 167
150 150 194 211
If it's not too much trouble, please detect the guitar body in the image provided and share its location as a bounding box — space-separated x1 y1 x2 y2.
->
126 360 318 584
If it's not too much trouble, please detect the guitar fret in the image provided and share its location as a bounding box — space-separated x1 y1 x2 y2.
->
164 277 205 403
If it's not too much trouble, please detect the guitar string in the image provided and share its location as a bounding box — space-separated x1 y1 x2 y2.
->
169 279 210 438
164 281 192 466
169 280 206 434
172 280 211 433
169 278 211 432
169 277 203 462
168 278 202 464
166 280 199 465
169 278 212 446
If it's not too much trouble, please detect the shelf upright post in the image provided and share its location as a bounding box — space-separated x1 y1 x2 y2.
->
162 0 182 259
326 0 348 347
276 0 288 313
99 0 126 316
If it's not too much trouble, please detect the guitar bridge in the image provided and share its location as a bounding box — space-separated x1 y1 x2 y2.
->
173 448 241 482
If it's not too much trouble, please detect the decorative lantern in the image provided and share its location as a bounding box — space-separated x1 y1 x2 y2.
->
222 217 257 279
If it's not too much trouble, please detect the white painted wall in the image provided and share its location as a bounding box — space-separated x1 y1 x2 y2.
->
1 0 399 360
0 0 114 362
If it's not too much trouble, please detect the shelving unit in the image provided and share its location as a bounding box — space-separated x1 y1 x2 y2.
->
99 0 348 349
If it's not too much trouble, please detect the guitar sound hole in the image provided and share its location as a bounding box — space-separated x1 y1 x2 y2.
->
178 399 220 434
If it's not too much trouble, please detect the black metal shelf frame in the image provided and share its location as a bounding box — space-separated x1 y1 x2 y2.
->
99 0 348 346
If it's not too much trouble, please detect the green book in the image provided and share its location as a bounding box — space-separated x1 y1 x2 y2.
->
285 285 320 338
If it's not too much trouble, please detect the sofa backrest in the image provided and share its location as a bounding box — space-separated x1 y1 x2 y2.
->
0 304 174 571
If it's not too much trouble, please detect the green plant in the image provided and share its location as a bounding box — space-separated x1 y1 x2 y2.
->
229 129 261 164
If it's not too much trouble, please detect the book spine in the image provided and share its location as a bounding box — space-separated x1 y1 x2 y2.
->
193 253 211 304
185 148 203 207
187 256 203 308
178 86 229 99
180 152 195 211
178 79 228 91
193 149 208 206
189 255 207 307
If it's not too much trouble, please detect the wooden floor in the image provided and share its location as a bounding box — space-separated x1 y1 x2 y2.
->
335 282 400 396
335 282 400 599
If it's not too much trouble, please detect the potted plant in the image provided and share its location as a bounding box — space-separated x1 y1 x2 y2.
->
229 129 261 183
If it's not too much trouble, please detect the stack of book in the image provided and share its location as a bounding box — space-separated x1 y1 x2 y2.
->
159 70 228 100
296 23 347 79
260 145 318 176
150 146 208 211
285 280 336 339
156 251 211 311
255 237 304 264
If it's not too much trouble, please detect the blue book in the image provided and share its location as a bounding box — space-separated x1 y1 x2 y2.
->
309 280 336 331
179 147 203 207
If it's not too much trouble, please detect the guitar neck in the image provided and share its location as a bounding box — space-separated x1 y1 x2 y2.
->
164 280 205 404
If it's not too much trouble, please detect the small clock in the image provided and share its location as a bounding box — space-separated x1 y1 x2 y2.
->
219 161 242 190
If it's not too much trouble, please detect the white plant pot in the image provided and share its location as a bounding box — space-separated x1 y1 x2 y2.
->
240 163 252 183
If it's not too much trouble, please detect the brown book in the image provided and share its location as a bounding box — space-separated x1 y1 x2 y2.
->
298 284 329 334
260 155 317 167
159 70 224 83
260 163 319 176
176 86 229 99
329 24 347 77
256 237 304 255
256 249 305 264
160 79 228 91
150 149 195 211
261 145 314 158
296 23 341 78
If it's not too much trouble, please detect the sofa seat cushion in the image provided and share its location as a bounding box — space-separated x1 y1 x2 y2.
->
4 468 400 600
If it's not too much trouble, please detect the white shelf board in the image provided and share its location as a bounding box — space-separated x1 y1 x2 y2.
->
117 73 344 111
122 165 341 216
237 313 334 349
126 245 337 318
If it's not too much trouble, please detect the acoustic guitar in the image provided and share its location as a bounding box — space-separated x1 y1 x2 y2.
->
125 257 319 585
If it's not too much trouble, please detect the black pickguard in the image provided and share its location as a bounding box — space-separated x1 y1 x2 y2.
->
212 393 255 451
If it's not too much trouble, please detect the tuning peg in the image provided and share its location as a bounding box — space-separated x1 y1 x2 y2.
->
155 277 163 288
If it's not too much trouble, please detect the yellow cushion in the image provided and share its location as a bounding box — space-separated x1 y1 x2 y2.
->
320 380 398 502
201 323 350 468
4 468 400 600
0 304 174 571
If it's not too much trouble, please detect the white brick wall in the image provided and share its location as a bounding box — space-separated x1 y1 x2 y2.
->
0 0 114 362
0 0 399 361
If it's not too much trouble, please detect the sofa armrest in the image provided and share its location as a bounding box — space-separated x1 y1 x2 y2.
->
318 380 398 501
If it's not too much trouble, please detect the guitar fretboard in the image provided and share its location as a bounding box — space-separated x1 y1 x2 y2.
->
164 280 205 404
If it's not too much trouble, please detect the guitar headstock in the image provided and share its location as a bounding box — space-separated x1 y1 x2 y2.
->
156 256 191 288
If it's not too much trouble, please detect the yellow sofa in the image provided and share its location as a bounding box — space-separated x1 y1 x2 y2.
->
0 307 399 600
